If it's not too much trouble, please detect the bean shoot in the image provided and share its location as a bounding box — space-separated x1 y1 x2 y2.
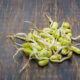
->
8 15 80 72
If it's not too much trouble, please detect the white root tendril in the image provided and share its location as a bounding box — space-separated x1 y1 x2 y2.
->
73 43 80 46
71 35 80 40
24 20 40 31
44 32 54 39
60 22 64 28
27 39 37 44
59 22 65 36
19 55 32 73
14 42 22 47
24 21 34 24
19 47 35 73
19 58 30 73
19 47 36 73
15 36 26 40
46 14 53 23
8 34 26 41
16 33 27 37
13 48 24 65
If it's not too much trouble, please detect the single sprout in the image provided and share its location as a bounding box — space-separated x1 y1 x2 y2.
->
22 43 31 48
23 48 33 56
67 33 72 38
50 51 72 63
40 33 48 38
63 22 70 28
70 46 80 54
46 15 58 29
50 22 58 29
61 48 69 55
64 29 71 33
50 54 62 62
38 59 49 66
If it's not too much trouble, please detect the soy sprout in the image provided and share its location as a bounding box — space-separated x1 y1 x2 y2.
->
8 14 80 72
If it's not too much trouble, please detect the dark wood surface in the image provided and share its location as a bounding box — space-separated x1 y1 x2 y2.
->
0 0 80 80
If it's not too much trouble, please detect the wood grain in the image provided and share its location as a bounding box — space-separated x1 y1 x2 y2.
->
0 0 80 80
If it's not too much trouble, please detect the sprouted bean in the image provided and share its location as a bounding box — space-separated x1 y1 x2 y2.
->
8 15 80 72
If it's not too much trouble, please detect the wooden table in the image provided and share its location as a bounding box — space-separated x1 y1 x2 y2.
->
0 0 80 80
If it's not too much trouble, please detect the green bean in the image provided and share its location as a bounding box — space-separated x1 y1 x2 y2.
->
23 48 33 56
50 22 58 29
63 22 70 28
63 40 71 46
61 48 69 55
54 29 60 39
59 37 63 42
40 33 48 38
40 32 53 39
22 43 31 48
67 33 72 38
70 46 80 54
31 43 42 51
38 59 49 66
50 54 62 62
65 29 71 33
59 37 71 46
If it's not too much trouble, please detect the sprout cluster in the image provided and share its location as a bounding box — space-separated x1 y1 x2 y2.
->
8 15 80 72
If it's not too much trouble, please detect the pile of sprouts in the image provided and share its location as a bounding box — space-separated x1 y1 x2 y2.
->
8 15 80 72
